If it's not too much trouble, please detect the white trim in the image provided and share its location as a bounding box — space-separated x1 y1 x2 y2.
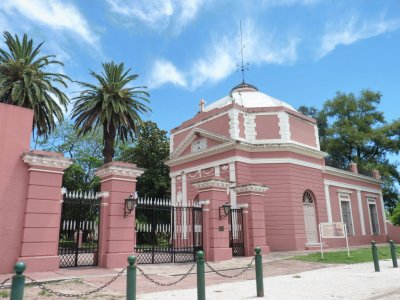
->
182 173 187 206
366 197 381 235
323 166 381 184
170 156 323 177
22 152 72 169
365 194 378 198
314 124 320 150
324 184 332 222
229 162 237 208
214 166 220 177
170 134 174 154
278 112 291 141
323 180 382 195
229 109 240 139
28 168 65 174
379 194 388 234
337 189 353 194
171 176 176 206
100 177 137 183
244 114 256 142
356 190 366 235
172 111 230 136
338 193 355 236
95 164 144 178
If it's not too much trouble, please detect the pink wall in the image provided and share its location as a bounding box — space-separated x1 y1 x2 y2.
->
0 104 33 273
180 136 223 157
289 115 317 147
255 115 280 139
238 113 245 139
387 222 400 244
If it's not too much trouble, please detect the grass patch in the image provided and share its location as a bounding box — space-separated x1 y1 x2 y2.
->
0 290 9 298
292 246 391 264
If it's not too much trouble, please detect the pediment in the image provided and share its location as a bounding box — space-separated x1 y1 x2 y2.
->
170 128 233 159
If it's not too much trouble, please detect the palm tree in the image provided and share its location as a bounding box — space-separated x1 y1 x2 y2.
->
71 61 151 164
0 32 70 136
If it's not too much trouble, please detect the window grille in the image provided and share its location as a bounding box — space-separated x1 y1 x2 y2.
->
340 201 354 236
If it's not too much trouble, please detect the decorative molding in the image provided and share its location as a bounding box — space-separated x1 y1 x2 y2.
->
357 190 366 235
170 134 174 154
192 178 231 189
238 203 249 209
323 183 333 222
323 179 381 195
314 124 320 150
198 200 210 206
234 184 269 193
95 162 144 179
278 112 291 141
229 109 240 139
244 114 256 141
323 166 381 184
22 152 72 169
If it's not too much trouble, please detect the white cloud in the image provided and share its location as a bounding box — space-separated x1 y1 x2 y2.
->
0 0 98 46
106 0 209 34
263 0 319 6
319 15 400 58
147 59 187 88
148 20 299 89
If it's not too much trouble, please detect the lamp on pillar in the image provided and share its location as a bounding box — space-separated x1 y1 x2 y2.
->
124 192 138 218
219 202 231 219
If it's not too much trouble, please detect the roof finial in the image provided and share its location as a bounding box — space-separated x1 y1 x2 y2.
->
238 20 249 84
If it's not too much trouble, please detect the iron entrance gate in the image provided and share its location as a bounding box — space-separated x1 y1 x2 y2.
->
58 191 100 268
135 198 203 264
229 208 245 256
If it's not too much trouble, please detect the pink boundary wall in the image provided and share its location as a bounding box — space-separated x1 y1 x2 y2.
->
387 222 400 244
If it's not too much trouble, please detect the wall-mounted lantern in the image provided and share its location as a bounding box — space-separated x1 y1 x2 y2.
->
219 202 231 219
124 192 138 218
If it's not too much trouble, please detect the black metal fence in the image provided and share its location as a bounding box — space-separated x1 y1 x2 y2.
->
135 198 203 264
229 208 245 256
58 191 101 268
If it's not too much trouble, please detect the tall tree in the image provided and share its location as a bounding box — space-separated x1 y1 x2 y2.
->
0 32 70 136
299 90 400 213
118 121 170 198
71 61 150 163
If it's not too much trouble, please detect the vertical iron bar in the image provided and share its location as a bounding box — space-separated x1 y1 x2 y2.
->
197 251 206 300
389 240 398 268
255 247 264 297
371 241 380 272
126 256 137 300
192 206 196 261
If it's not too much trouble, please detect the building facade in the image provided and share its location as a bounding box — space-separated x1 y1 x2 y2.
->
167 83 387 252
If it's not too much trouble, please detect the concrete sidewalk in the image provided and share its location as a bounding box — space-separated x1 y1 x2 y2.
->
140 260 400 300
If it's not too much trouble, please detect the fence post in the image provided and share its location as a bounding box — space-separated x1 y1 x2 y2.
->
127 256 136 300
197 251 206 300
389 240 398 268
10 262 26 300
255 247 264 297
371 241 380 272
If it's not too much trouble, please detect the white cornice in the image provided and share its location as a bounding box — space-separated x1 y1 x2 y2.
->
192 178 231 189
235 184 269 193
167 140 326 167
324 179 381 194
22 152 72 169
95 163 145 179
323 166 381 184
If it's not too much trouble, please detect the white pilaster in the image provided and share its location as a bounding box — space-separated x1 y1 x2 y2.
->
229 109 240 139
314 124 320 150
379 194 388 234
278 112 291 141
171 176 176 206
324 183 332 222
244 113 256 141
214 165 220 177
182 173 187 206
356 190 366 235
229 162 237 208
169 134 174 154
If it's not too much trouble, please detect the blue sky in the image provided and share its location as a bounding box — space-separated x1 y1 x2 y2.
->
1 0 399 133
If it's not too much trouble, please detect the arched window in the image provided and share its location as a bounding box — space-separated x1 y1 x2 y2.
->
303 190 315 204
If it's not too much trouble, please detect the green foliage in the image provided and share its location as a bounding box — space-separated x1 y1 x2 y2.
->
36 121 103 192
292 246 389 264
390 203 400 225
71 61 151 163
0 32 70 136
0 290 9 298
118 121 170 198
299 90 400 213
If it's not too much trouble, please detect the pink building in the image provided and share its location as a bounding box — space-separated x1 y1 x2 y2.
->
167 83 387 253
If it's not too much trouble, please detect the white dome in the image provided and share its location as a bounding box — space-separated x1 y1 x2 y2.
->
203 83 296 112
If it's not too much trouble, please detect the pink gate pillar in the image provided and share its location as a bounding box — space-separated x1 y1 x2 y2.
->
95 162 144 269
193 177 232 261
18 151 72 272
235 184 270 256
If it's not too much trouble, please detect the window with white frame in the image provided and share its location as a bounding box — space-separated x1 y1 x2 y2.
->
339 193 354 236
367 197 380 235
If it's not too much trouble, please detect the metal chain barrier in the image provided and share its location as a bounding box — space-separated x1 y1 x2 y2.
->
137 263 196 286
25 267 126 298
205 256 255 278
377 248 389 257
0 277 11 289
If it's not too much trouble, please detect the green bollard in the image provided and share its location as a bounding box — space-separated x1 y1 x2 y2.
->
197 251 206 300
10 262 26 300
389 240 398 268
371 241 380 272
255 247 264 297
127 256 137 300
